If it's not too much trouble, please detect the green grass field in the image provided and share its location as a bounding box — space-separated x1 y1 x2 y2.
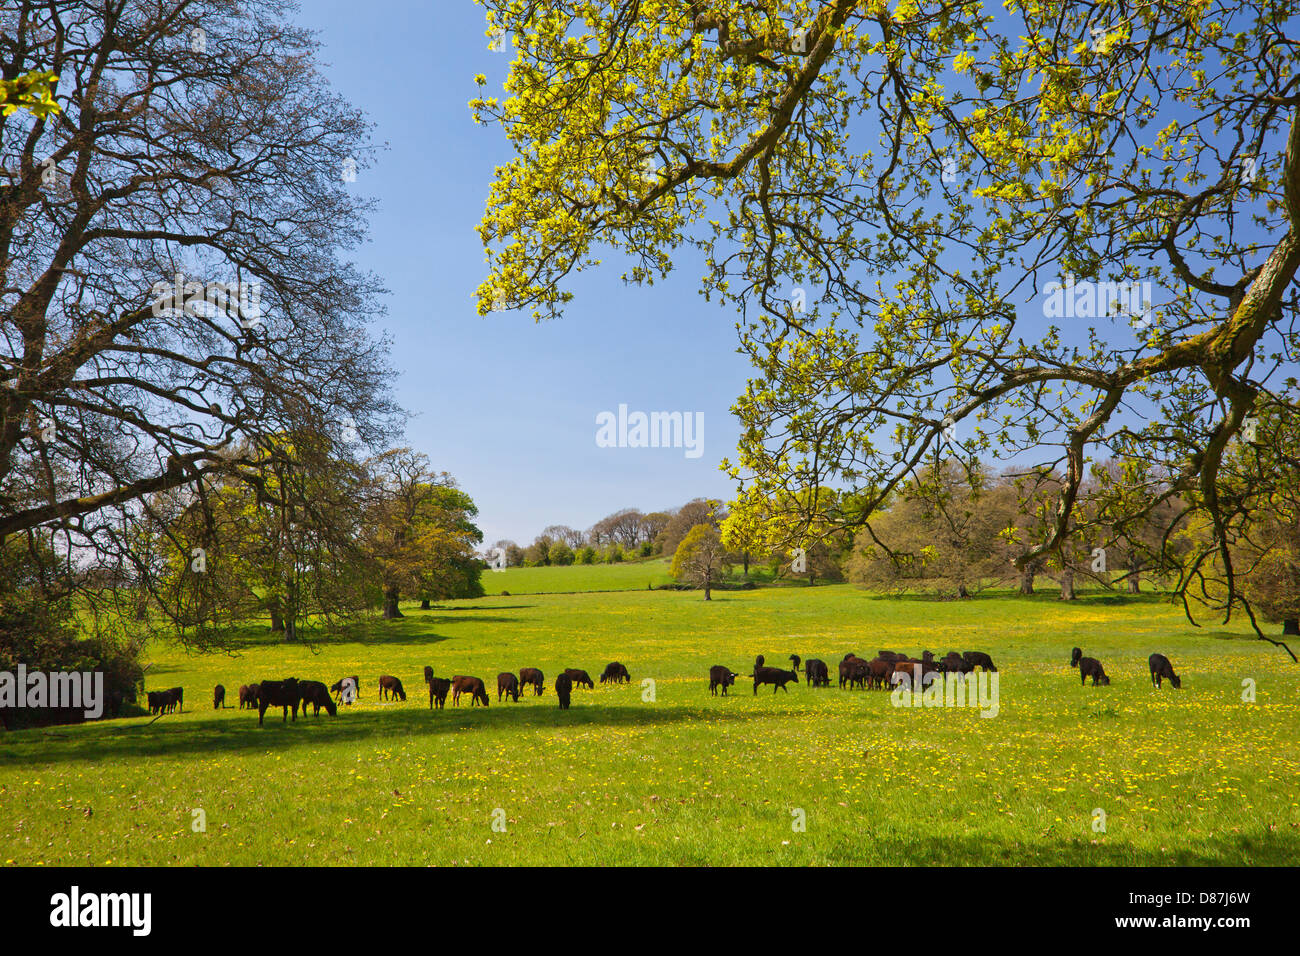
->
2 582 1298 866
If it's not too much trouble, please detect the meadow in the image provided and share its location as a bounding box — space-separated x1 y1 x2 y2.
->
1 578 1297 866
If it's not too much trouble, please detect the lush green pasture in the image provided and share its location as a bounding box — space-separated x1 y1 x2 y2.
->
2 584 1297 866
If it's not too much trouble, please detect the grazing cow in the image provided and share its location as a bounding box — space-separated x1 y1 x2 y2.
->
519 667 545 696
257 678 300 726
805 659 830 688
238 684 259 709
451 675 490 707
600 662 631 684
299 680 338 717
427 676 451 709
709 665 740 696
753 666 799 694
330 676 360 703
378 675 406 702
963 651 997 672
1072 650 1110 686
1148 653 1181 689
556 672 573 709
877 650 905 662
498 672 521 702
842 657 870 689
213 684 226 709
942 652 972 674
146 691 161 715
789 654 802 673
562 668 594 689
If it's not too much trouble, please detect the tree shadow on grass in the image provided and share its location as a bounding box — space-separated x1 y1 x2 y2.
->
878 830 1299 866
0 702 771 768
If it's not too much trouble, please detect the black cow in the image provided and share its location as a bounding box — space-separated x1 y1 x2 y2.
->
804 659 830 688
753 666 798 694
213 684 226 709
257 678 300 726
555 672 573 709
709 665 739 696
962 651 997 672
600 662 631 684
1148 653 1181 689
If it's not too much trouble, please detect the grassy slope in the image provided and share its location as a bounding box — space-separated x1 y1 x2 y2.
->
1 583 1297 866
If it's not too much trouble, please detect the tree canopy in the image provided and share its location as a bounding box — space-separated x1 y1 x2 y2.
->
473 0 1300 640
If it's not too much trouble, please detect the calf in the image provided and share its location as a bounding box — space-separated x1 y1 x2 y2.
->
378 675 406 702
555 672 573 709
600 662 631 684
257 678 300 726
427 676 451 709
1072 650 1110 686
299 680 338 717
804 659 830 688
789 654 801 673
498 671 521 702
962 651 997 672
213 684 226 709
1148 653 1181 689
238 684 259 709
519 667 545 695
753 666 799 694
451 675 490 707
709 665 739 696
562 668 594 689
330 676 361 703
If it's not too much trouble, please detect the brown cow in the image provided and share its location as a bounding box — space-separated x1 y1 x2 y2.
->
427 676 451 709
519 667 545 695
451 675 490 707
562 668 594 689
600 662 630 684
378 675 406 701
299 680 338 717
213 684 226 709
498 672 520 702
238 684 259 709
709 665 739 696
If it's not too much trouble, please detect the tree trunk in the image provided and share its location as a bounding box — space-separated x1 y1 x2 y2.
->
420 598 430 610
1019 567 1035 595
270 605 284 633
283 615 297 643
1284 618 1300 636
957 583 971 599
703 569 712 601
742 552 750 576
1058 568 1076 601
382 587 403 619
1127 572 1140 595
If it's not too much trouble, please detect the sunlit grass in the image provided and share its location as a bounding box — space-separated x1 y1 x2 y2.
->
1 584 1297 865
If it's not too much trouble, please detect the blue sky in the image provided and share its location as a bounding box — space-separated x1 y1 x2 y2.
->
304 1 748 547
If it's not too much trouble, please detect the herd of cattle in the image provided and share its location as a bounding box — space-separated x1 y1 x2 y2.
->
150 647 1183 725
